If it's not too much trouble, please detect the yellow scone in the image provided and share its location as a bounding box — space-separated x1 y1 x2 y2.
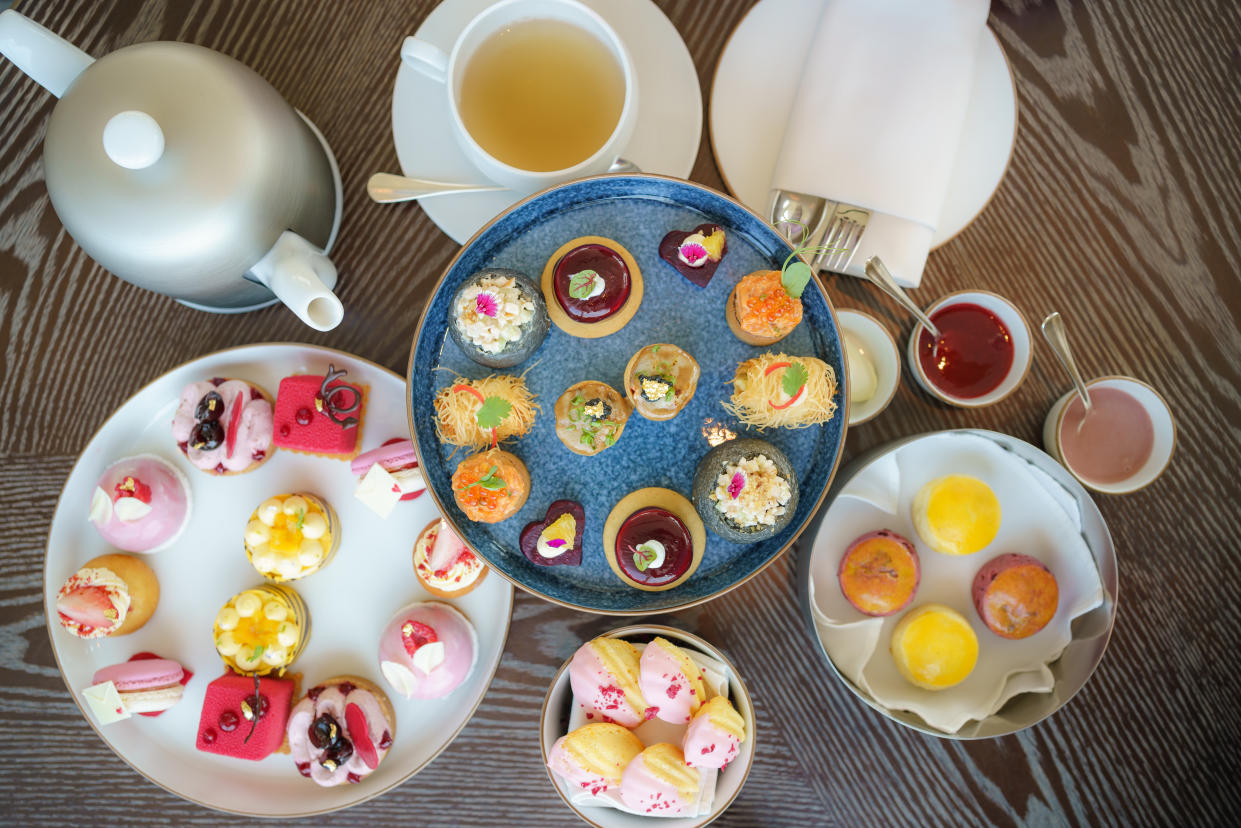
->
912 474 1001 556
890 603 979 690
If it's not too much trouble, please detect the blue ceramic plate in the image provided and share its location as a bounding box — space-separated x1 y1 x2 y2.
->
407 174 847 614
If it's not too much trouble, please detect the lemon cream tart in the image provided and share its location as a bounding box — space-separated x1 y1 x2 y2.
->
214 585 308 675
245 493 339 581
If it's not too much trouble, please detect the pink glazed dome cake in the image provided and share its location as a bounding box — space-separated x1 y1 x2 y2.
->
88 455 191 553
378 602 478 700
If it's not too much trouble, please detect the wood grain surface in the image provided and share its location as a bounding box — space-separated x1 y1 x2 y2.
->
2 0 1239 824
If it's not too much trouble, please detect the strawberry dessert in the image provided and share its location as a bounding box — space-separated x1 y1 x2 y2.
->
378 602 477 700
88 455 191 553
171 378 273 475
56 554 159 639
273 365 366 460
287 676 395 786
412 518 487 598
195 672 296 761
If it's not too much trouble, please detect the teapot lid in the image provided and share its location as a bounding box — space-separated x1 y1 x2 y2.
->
43 41 334 292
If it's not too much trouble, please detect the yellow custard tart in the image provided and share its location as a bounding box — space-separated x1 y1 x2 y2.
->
213 585 309 675
244 493 339 581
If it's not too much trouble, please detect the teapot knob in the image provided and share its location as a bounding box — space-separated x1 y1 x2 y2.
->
102 110 164 170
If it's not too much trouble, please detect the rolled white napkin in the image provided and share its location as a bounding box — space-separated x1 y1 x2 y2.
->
770 0 988 286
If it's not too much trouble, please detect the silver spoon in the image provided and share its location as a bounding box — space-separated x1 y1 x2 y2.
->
366 173 505 203
863 256 942 354
368 159 642 204
1041 311 1093 416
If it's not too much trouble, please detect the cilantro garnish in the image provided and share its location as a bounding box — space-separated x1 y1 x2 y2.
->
782 362 808 398
476 396 512 430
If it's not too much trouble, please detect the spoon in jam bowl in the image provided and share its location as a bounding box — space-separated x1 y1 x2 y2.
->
1041 311 1093 418
863 257 941 352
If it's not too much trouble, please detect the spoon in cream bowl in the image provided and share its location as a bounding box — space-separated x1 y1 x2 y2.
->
1041 311 1093 424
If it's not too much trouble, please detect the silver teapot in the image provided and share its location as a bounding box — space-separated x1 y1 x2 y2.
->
0 10 344 330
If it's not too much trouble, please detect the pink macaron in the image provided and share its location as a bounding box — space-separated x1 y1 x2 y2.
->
92 657 186 714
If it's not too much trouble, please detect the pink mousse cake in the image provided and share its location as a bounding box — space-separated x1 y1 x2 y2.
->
171 379 273 475
378 602 477 700
89 455 191 553
287 678 395 786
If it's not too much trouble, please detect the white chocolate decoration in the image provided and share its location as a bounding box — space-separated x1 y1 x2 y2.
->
89 487 113 524
412 640 446 674
83 681 131 725
381 661 419 698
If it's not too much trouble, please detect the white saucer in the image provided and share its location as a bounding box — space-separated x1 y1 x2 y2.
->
710 0 1017 248
391 0 703 244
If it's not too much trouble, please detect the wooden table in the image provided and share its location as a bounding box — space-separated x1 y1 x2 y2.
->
2 0 1238 824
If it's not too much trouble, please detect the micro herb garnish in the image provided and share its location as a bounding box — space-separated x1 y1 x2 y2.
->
460 464 507 494
633 542 660 572
568 270 599 299
777 218 849 300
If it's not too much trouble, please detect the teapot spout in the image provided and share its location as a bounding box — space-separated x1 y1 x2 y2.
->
249 231 344 331
0 10 94 98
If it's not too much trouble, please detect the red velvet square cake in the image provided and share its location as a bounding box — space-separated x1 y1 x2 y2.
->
196 672 295 761
272 364 366 459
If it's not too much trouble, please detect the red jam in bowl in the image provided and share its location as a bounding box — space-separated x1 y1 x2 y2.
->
918 302 1014 399
552 243 631 323
615 507 692 586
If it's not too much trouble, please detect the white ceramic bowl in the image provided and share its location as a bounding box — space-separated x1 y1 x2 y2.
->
837 310 900 425
906 290 1032 408
540 625 755 827
1042 375 1176 494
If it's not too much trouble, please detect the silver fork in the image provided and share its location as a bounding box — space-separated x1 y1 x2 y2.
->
812 205 869 274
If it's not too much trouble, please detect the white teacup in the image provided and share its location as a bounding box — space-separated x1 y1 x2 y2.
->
401 0 638 194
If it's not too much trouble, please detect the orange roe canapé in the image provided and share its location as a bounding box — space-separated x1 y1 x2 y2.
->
735 270 803 338
451 450 530 523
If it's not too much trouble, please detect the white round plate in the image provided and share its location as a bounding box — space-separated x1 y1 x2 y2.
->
710 0 1017 248
391 0 703 244
45 343 513 816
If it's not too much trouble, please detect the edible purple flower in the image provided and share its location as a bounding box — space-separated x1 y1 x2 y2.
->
728 472 745 499
475 292 498 317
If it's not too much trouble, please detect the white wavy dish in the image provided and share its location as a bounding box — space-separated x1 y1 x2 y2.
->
391 0 703 244
44 343 513 816
806 431 1106 735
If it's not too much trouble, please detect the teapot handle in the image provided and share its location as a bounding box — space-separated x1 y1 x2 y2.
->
0 10 94 98
249 232 344 331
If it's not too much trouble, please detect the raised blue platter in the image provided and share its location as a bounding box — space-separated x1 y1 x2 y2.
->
407 174 848 614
